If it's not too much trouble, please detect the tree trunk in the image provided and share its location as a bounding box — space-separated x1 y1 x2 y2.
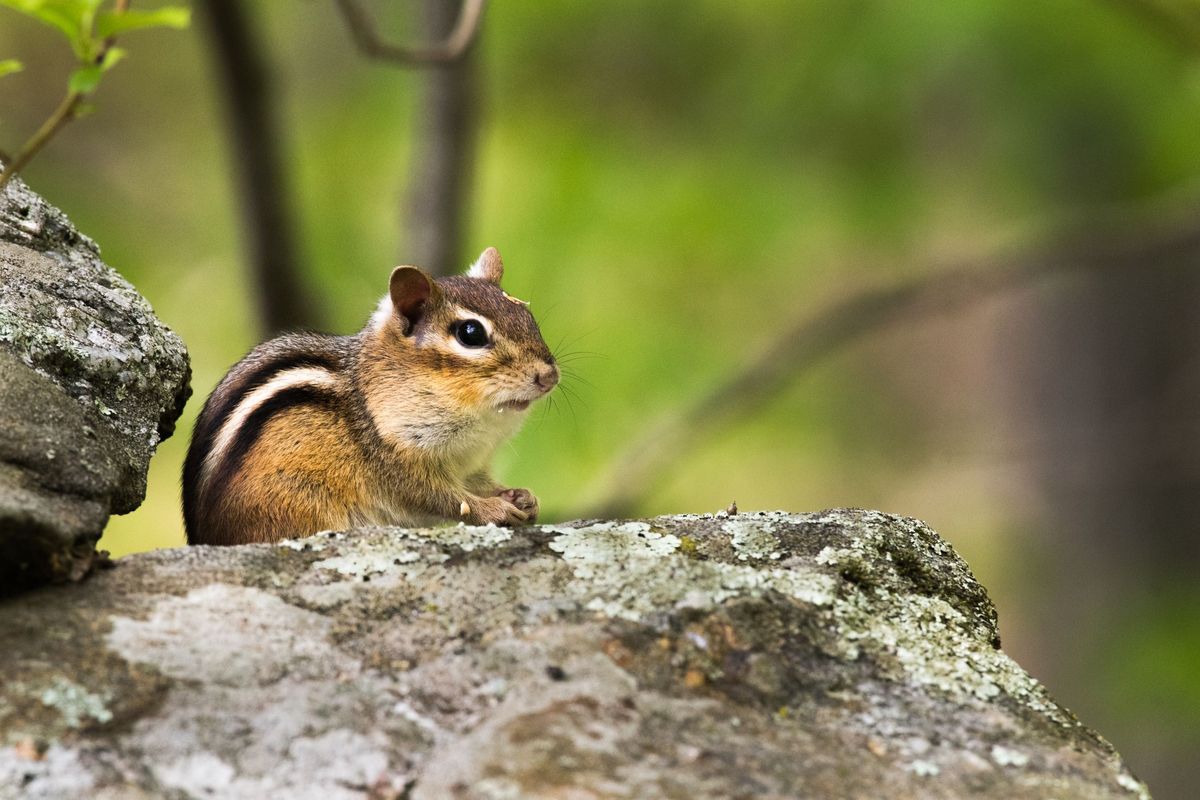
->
200 0 321 334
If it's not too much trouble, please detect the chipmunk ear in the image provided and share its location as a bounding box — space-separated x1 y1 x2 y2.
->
467 247 504 284
389 266 440 334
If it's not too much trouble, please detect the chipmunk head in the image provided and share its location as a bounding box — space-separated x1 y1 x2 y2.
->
375 247 558 415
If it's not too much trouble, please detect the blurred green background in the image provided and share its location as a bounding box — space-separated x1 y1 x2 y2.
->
3 1 1199 796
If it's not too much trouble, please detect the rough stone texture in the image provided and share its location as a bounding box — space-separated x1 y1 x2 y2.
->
0 175 191 592
0 510 1151 799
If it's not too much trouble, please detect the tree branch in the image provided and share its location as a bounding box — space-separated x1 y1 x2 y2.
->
579 206 1200 519
334 0 487 66
200 0 320 335
402 0 480 275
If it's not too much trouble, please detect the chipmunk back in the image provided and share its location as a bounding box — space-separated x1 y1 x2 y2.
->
182 248 558 545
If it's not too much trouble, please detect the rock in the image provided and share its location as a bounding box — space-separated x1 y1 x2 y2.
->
0 510 1151 799
0 176 191 593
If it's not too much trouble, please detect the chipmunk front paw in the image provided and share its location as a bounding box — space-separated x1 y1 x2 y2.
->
465 495 529 527
497 488 539 523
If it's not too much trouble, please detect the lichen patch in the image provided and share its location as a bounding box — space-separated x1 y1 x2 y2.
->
313 548 428 578
547 522 681 578
38 678 112 729
724 518 781 560
432 523 514 552
991 744 1030 767
106 584 349 686
291 524 514 581
1116 770 1152 800
545 521 836 621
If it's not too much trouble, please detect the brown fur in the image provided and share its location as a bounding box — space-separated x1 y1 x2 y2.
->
183 250 557 545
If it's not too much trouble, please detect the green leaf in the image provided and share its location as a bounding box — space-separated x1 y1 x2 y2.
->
97 45 123 71
66 44 122 93
67 62 101 93
0 0 94 59
0 59 23 78
95 6 190 38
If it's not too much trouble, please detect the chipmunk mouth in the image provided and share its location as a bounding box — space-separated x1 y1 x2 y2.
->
498 399 532 412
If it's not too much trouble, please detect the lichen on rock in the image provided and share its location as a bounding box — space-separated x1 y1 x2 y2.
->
0 175 190 593
0 509 1151 799
546 519 836 620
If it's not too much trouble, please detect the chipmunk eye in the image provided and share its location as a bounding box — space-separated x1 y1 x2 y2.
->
454 319 490 348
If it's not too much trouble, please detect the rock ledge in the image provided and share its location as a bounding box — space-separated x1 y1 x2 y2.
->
0 510 1150 799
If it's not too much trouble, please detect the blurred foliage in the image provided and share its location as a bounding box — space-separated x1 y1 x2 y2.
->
0 0 188 188
0 0 188 64
1103 583 1200 730
1097 582 1200 784
1 1 1199 797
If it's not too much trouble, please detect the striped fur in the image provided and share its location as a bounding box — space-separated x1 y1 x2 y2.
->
182 335 350 543
182 254 559 545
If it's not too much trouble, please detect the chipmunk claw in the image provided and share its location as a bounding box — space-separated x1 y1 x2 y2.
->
497 488 539 523
466 495 528 526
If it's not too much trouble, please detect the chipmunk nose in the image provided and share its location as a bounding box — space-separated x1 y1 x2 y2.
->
533 362 560 392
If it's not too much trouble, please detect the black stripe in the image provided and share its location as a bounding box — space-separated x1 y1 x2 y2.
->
208 384 339 498
201 350 341 452
182 348 339 542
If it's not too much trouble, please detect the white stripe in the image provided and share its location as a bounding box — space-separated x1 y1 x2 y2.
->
201 367 339 483
448 306 495 359
370 294 393 332
452 305 494 337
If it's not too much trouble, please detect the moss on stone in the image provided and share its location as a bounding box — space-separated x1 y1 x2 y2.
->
0 176 190 593
0 510 1152 799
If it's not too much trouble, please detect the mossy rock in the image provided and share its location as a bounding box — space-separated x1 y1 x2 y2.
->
0 510 1150 799
0 175 190 593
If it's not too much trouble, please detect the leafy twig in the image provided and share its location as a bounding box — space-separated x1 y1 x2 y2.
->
0 90 85 188
0 0 189 190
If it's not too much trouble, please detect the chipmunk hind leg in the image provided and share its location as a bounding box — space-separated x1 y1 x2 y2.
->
199 408 366 544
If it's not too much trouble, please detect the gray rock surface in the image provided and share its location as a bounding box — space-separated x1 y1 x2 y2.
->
0 176 191 592
0 510 1151 799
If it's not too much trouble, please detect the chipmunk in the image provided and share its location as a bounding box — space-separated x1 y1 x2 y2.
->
182 248 559 545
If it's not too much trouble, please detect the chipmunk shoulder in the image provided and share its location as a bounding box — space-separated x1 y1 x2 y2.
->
182 247 558 545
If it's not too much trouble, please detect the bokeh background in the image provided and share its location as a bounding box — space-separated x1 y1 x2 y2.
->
2 1 1198 796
